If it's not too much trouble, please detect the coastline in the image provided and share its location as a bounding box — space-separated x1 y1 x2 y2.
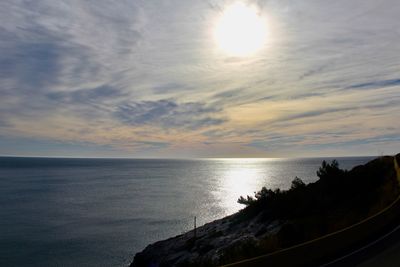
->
130 154 400 267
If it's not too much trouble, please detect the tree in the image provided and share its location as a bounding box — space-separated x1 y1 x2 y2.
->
237 195 255 206
316 160 345 180
290 177 306 190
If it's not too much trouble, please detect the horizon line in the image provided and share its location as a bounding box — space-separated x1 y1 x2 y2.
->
0 154 381 160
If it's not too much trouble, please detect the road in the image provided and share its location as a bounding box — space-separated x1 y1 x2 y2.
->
322 222 400 267
323 156 400 267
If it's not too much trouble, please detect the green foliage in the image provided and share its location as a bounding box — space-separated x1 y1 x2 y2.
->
238 158 398 221
316 160 346 180
133 156 400 267
237 195 256 206
237 186 280 207
291 176 306 190
232 157 399 264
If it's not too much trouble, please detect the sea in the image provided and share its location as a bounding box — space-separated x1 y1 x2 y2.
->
0 156 374 267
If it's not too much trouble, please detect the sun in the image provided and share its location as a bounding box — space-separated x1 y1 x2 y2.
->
214 2 268 57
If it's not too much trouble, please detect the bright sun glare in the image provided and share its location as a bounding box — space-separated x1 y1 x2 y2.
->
214 2 268 57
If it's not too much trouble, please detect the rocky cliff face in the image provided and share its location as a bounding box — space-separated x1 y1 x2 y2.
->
130 211 282 267
130 155 400 267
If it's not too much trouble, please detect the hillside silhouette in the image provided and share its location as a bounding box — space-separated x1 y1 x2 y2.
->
132 155 400 267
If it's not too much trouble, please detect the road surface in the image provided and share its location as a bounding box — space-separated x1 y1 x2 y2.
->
323 222 400 267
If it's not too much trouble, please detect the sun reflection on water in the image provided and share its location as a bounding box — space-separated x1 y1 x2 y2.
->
217 161 268 215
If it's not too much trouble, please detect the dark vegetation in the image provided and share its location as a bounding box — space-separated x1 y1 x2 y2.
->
236 156 399 248
131 155 400 267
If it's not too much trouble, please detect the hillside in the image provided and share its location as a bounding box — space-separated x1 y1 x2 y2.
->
131 155 400 267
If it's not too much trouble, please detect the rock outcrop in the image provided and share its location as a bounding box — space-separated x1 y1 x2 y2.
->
131 211 282 267
131 155 400 267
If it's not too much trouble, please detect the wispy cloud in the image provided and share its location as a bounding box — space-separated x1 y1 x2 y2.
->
46 85 125 104
0 0 400 157
347 79 400 90
115 100 225 130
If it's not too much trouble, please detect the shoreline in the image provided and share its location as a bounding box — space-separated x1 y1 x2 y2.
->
130 155 400 267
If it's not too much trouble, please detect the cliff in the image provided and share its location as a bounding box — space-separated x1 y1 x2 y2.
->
130 154 400 267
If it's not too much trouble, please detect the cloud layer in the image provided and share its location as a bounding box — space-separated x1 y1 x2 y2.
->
1 0 400 157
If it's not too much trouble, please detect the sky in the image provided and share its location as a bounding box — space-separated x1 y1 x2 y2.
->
0 0 400 158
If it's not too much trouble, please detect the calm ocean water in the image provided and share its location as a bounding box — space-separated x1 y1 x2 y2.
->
0 156 374 267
